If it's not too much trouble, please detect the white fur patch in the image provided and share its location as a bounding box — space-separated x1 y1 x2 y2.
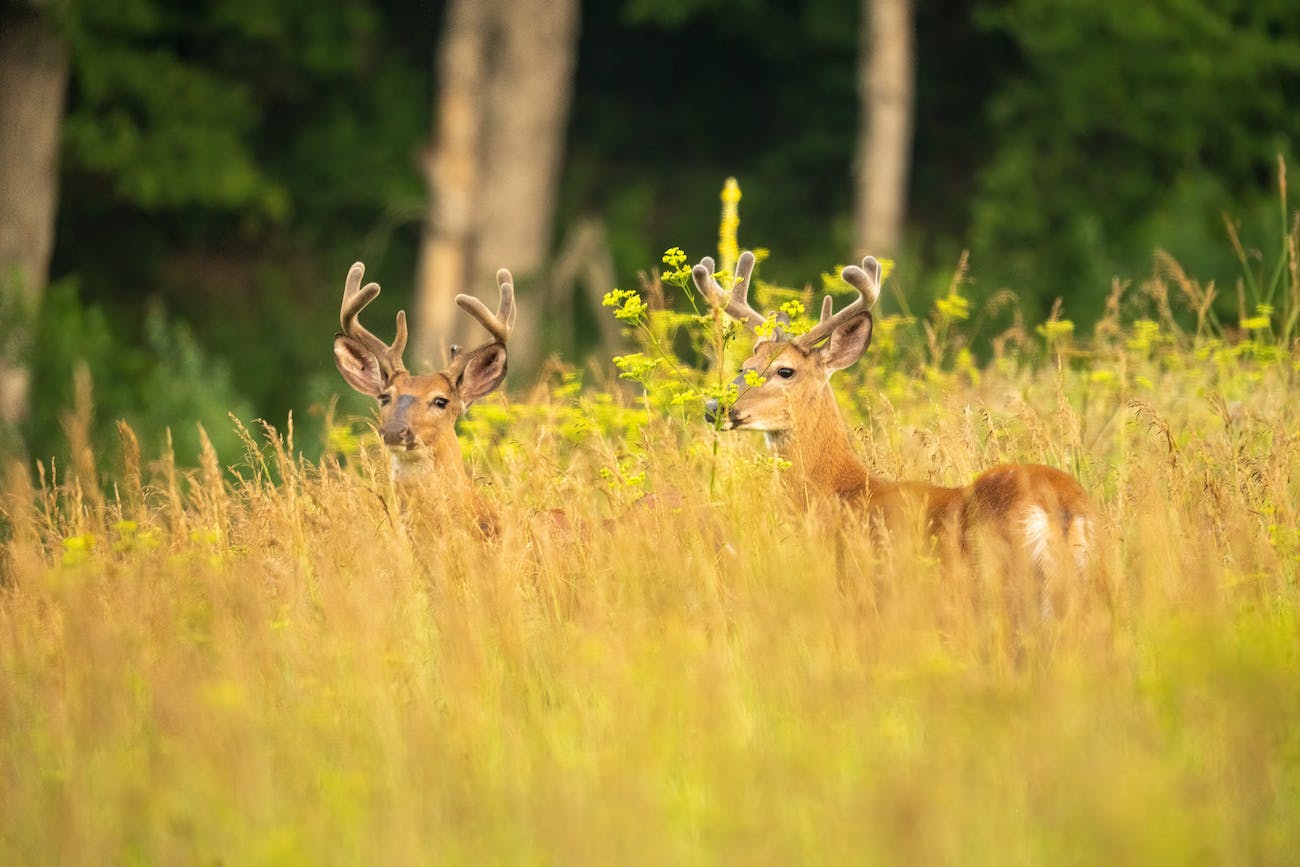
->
1021 507 1053 571
390 450 432 483
1021 508 1091 619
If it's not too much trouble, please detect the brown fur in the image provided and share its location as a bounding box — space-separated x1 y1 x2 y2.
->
333 262 511 533
725 334 1093 572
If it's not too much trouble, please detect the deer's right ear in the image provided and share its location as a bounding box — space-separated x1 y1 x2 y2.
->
333 335 386 397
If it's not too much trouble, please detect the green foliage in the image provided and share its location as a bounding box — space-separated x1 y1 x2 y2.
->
31 0 431 469
63 2 268 213
22 280 252 472
1225 163 1300 345
17 0 1300 477
971 0 1300 316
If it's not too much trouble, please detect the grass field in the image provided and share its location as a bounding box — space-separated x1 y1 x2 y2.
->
3 251 1300 865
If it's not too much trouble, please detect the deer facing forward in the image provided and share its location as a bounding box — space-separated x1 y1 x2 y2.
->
332 261 516 530
695 251 1093 582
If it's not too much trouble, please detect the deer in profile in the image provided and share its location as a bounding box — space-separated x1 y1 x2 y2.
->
693 251 1092 585
332 261 515 530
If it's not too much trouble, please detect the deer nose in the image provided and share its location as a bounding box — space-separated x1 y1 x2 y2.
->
704 398 721 424
379 422 412 446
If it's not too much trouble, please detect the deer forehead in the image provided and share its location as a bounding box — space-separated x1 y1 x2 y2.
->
746 341 813 371
388 371 457 401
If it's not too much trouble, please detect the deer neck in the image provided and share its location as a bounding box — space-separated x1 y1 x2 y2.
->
771 388 869 499
390 426 472 493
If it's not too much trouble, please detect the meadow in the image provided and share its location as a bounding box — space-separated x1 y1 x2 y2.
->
2 234 1299 865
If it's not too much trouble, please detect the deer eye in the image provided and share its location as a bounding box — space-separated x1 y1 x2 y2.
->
431 396 449 410
776 367 796 379
377 392 392 406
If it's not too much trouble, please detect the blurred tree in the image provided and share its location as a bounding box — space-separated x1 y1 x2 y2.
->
0 0 70 436
26 0 424 466
412 0 580 365
854 0 915 257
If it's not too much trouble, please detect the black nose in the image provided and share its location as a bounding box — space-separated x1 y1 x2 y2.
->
704 398 721 424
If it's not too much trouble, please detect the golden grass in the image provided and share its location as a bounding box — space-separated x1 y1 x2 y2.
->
2 348 1298 866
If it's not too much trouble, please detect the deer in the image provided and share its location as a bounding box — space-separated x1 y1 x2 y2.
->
693 250 1093 596
332 261 515 532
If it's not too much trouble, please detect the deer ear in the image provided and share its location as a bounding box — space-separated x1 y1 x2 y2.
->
817 312 873 373
772 309 792 341
334 335 386 397
456 343 508 404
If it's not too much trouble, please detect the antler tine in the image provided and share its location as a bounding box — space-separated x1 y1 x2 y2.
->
792 255 882 350
691 250 765 330
339 262 408 377
455 267 517 346
841 255 883 306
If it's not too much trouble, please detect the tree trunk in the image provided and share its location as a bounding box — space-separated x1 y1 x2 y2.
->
854 0 915 257
0 4 70 429
413 0 486 369
412 0 580 369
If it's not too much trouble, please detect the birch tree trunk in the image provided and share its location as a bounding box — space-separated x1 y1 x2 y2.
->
854 0 915 257
412 0 580 368
0 4 70 430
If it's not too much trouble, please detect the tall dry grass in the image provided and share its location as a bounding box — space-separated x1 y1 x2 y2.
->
2 327 1298 865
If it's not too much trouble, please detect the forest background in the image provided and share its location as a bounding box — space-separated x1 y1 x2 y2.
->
2 0 1297 467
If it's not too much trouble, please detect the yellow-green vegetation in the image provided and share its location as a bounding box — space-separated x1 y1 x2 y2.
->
4 192 1300 862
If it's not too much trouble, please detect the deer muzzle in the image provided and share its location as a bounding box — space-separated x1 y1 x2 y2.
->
704 399 742 430
380 395 419 449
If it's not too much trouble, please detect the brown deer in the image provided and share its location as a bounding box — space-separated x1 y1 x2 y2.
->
333 261 515 529
693 251 1092 586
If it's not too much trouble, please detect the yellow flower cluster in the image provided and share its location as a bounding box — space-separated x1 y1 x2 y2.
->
660 247 693 290
661 246 687 268
602 288 648 324
1127 319 1163 353
1241 303 1273 331
1036 319 1076 342
935 291 971 322
612 352 662 384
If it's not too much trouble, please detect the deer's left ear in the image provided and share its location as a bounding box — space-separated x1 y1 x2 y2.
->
817 312 873 373
456 343 508 404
